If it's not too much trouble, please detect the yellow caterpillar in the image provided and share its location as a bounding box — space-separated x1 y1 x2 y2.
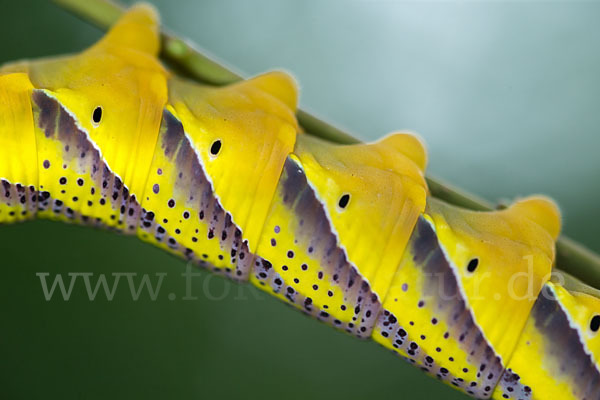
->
1 5 599 399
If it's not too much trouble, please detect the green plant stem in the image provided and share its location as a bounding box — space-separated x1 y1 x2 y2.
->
53 0 600 290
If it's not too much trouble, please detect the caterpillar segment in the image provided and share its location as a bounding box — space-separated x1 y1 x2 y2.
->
0 73 38 223
0 5 168 231
2 5 600 400
250 133 428 337
371 196 560 397
493 279 600 400
151 74 297 280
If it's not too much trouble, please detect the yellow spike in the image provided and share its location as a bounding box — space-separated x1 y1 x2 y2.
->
298 132 427 190
93 3 161 56
510 195 561 241
230 71 299 111
376 132 428 172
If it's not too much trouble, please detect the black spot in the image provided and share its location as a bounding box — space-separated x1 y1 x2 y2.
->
210 140 222 155
591 315 600 332
467 258 479 273
92 106 102 124
338 193 350 209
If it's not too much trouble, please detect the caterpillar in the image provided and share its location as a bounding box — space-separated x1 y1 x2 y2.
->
1 5 599 400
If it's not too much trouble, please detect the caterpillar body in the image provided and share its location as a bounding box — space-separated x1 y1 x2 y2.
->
1 6 599 400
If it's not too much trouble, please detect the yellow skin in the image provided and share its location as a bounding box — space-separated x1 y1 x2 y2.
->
0 5 599 399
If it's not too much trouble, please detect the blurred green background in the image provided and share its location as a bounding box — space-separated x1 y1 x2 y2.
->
1 0 599 399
